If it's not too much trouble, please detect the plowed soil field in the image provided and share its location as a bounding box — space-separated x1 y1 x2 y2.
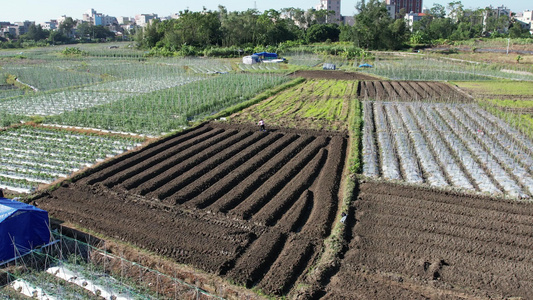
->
32 122 347 296
359 81 468 102
324 181 533 299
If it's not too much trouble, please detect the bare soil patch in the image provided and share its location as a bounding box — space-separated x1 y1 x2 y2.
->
31 122 348 297
359 81 469 102
290 70 380 80
324 181 533 299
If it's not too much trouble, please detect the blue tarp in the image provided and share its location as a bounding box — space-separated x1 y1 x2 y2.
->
358 63 373 68
0 198 51 262
253 52 278 59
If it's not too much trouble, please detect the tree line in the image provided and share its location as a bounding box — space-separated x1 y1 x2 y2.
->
1 0 531 51
136 0 531 55
0 17 116 49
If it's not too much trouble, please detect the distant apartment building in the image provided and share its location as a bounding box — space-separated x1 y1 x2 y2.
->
13 20 34 35
385 0 422 18
311 0 354 25
40 20 58 30
386 4 396 19
83 8 118 26
316 0 342 23
0 26 17 38
116 16 131 25
135 14 158 27
492 5 511 18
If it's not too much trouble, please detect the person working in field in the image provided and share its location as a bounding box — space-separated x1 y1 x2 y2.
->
258 119 266 131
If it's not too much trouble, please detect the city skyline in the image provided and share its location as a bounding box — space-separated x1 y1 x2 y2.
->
1 0 531 24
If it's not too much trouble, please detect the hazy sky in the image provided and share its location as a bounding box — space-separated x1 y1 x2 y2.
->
1 0 531 24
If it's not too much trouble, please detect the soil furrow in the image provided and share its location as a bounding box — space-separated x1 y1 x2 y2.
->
252 148 327 226
101 127 223 188
165 132 284 205
406 81 430 99
189 134 305 209
399 81 423 99
357 220 533 262
301 136 346 238
374 81 386 100
381 81 400 100
257 236 317 295
131 130 245 195
150 131 262 201
229 136 329 219
226 230 286 287
389 81 410 100
204 135 316 213
274 189 313 234
359 182 533 216
358 196 533 232
81 125 213 185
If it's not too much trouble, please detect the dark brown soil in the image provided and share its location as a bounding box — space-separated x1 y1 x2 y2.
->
290 70 380 80
324 181 533 299
359 81 469 102
31 122 347 297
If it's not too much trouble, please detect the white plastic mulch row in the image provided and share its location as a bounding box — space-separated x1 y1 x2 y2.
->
0 91 124 116
362 101 533 198
373 102 401 180
421 104 501 195
450 106 533 196
83 76 203 93
395 104 448 187
47 266 133 300
383 103 423 183
0 184 32 193
42 123 157 138
362 101 379 177
0 127 140 193
471 106 533 172
408 103 474 190
10 278 58 300
435 105 527 198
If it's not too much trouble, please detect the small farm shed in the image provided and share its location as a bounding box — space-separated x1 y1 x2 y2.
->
0 198 51 263
242 55 260 64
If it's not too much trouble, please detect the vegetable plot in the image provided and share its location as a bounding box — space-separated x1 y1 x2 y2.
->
362 101 533 199
0 126 142 193
0 91 125 116
359 55 533 81
48 73 289 135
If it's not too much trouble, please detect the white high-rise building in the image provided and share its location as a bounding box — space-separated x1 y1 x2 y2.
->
316 0 342 23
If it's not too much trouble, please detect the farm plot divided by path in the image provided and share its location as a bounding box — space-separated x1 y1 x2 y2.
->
33 122 347 296
362 101 533 199
325 182 533 299
358 81 467 102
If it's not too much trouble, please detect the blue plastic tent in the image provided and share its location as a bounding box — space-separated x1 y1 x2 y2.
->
253 52 278 60
0 198 51 262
